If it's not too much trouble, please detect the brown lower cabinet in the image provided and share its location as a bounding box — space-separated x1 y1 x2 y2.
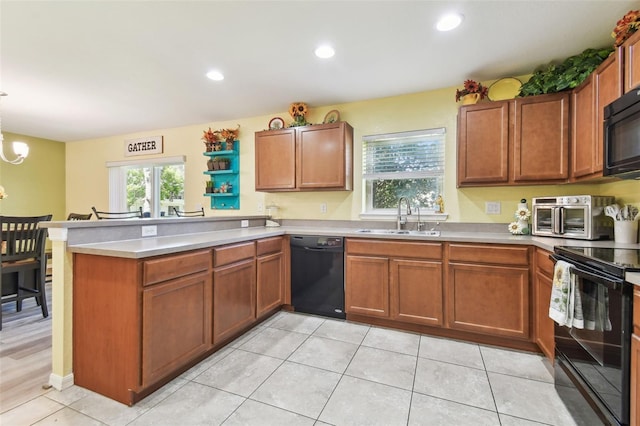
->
345 239 538 351
73 237 285 406
256 237 286 318
345 239 443 325
632 290 640 426
446 244 530 339
533 248 554 360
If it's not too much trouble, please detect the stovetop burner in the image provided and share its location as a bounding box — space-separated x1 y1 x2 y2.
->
555 246 640 278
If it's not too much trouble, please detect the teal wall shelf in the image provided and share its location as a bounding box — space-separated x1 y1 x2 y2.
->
203 141 239 210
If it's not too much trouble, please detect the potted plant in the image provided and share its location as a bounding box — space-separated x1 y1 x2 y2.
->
518 47 613 96
205 180 214 193
455 80 488 105
202 127 218 152
219 158 230 170
215 125 240 150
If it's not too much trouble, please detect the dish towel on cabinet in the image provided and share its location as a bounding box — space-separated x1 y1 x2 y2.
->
549 260 584 329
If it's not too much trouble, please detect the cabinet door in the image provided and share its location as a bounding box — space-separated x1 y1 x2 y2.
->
457 101 509 186
390 259 443 326
213 258 256 343
345 255 389 317
534 270 554 360
142 271 212 386
255 129 296 190
447 263 530 339
632 333 639 426
571 75 596 179
512 93 569 182
595 50 623 173
625 30 640 93
297 122 353 190
256 251 284 318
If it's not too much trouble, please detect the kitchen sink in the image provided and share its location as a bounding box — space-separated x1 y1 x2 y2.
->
355 229 441 237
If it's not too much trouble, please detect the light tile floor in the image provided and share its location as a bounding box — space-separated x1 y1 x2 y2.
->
1 311 583 426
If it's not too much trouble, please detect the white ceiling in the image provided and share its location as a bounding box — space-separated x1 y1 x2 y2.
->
1 1 637 142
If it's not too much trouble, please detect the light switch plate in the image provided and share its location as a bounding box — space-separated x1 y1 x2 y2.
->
141 225 157 237
485 201 501 215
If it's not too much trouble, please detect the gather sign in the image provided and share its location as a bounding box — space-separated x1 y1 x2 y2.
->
124 136 163 157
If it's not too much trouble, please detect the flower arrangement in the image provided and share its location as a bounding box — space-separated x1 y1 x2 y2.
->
0 185 7 200
455 79 489 102
612 10 640 47
508 199 531 235
216 125 240 142
202 127 219 151
289 102 309 126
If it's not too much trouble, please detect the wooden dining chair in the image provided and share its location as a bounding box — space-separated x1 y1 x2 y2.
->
91 206 143 220
171 207 205 217
1 214 52 330
67 212 92 220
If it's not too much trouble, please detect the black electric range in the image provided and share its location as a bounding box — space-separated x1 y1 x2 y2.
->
554 246 640 279
552 245 638 425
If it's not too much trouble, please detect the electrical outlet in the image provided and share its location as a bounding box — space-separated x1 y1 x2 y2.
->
320 202 327 213
241 220 249 228
485 201 501 215
257 202 263 213
141 225 157 237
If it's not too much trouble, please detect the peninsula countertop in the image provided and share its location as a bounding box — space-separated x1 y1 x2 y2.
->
65 225 635 259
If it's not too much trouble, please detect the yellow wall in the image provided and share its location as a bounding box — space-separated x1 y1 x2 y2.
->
0 132 66 220
65 84 639 223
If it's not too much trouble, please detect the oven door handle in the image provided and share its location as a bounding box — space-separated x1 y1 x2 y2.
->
552 254 624 286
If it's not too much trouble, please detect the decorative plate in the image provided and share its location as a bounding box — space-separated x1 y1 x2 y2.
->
268 117 285 130
323 110 340 124
488 77 522 101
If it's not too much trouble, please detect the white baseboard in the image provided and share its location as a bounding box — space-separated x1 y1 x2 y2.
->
49 373 74 391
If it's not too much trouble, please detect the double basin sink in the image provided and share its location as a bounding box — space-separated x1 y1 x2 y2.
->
355 229 441 237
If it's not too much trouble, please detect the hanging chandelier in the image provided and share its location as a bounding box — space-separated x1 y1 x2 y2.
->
0 91 29 164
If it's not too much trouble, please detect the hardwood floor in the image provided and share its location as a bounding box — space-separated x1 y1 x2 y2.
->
0 281 52 413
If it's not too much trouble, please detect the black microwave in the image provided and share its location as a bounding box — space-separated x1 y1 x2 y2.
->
603 88 640 179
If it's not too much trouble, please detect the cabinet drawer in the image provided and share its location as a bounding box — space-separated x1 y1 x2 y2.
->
535 248 554 278
143 250 211 286
257 237 283 257
214 242 255 267
346 238 441 259
448 244 529 266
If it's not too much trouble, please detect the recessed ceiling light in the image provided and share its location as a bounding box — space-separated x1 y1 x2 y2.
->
206 70 224 81
315 45 335 59
436 13 463 31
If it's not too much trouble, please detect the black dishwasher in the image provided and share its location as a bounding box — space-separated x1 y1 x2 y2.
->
290 235 345 319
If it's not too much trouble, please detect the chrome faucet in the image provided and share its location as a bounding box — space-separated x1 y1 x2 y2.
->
397 197 412 230
415 204 424 231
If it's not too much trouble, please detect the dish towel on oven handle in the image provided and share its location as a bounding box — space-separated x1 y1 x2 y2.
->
582 281 612 331
549 260 584 329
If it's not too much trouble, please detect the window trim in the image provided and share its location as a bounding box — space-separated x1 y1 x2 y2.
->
360 128 446 220
107 156 186 218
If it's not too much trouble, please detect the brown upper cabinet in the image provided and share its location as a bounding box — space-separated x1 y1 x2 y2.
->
571 49 623 181
457 92 570 187
624 29 640 93
255 121 353 192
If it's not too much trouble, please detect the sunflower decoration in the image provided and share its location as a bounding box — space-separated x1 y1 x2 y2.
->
612 10 640 47
288 102 309 127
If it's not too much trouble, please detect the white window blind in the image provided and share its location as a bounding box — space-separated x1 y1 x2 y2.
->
363 128 445 179
362 128 445 214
